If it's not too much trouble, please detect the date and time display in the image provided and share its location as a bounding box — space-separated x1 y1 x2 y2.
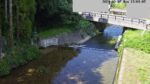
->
103 0 146 3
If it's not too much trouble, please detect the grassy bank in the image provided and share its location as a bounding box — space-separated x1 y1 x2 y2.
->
118 48 150 84
38 25 74 38
38 20 93 38
116 30 150 84
124 30 150 53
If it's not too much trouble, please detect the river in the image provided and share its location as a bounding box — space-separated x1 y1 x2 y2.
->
0 25 123 84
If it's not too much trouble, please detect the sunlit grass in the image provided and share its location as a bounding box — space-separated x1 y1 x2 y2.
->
112 2 127 9
118 30 150 84
124 30 150 53
38 25 74 38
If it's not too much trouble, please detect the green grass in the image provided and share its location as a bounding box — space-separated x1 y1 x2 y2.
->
124 30 150 53
112 2 127 9
116 30 150 84
38 25 74 38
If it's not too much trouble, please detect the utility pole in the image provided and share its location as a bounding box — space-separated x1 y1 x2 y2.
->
108 0 113 13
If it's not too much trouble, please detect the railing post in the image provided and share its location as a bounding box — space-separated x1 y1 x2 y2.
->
131 19 133 23
144 20 146 27
146 24 148 29
138 19 140 24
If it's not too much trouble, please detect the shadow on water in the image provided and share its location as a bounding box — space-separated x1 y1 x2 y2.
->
0 25 123 84
0 47 78 84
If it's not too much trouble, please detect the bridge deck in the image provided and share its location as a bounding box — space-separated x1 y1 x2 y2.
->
80 12 150 30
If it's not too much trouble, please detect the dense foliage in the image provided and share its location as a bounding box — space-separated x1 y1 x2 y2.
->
0 0 84 42
0 0 91 76
15 0 36 41
36 0 81 28
0 44 40 76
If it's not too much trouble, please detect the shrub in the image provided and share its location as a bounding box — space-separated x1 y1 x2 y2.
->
0 59 11 76
76 19 96 36
77 19 91 29
0 44 40 76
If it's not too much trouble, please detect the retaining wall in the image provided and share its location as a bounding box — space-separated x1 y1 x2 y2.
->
38 29 96 48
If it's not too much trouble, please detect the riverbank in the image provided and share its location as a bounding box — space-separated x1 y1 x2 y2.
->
0 25 122 84
0 20 96 76
118 48 150 84
0 44 40 76
0 46 78 84
115 30 150 84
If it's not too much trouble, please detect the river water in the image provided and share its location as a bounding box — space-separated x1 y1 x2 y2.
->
0 25 123 84
53 25 123 84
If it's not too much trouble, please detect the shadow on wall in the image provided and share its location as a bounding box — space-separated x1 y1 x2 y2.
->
99 18 108 23
84 15 107 32
92 22 107 32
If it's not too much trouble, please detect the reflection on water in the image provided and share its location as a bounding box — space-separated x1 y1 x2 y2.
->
104 25 123 38
53 48 117 84
53 25 123 84
0 25 123 84
53 34 119 84
0 47 78 84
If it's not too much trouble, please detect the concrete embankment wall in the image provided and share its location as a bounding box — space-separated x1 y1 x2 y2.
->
38 26 96 48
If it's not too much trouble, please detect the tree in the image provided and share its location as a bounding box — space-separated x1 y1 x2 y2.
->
5 0 8 19
8 0 13 48
17 0 36 42
13 0 36 42
35 0 80 27
0 7 2 56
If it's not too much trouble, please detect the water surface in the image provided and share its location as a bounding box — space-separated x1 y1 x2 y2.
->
0 25 123 84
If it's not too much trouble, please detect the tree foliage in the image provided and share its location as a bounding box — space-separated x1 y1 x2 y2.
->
0 0 83 43
36 0 81 27
15 0 36 41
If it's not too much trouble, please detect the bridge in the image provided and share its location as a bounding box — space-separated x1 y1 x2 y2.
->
79 12 150 30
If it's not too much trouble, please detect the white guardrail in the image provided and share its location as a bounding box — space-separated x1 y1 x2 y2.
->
80 12 150 30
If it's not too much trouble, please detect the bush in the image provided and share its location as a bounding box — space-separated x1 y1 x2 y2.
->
22 44 40 61
77 19 91 29
0 44 40 76
0 59 11 76
76 19 96 36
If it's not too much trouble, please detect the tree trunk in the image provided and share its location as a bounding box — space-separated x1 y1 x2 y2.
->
0 16 2 56
5 0 8 19
8 0 14 48
16 0 20 40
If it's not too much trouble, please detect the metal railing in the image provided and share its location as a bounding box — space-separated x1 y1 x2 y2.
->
81 12 148 28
